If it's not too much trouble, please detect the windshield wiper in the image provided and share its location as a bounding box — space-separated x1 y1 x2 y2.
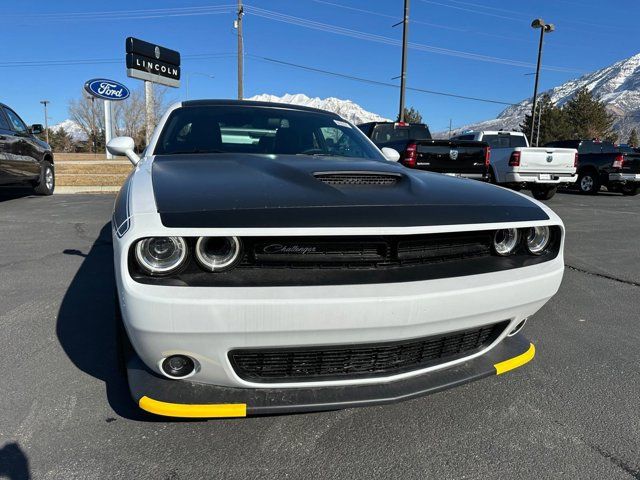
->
296 152 344 157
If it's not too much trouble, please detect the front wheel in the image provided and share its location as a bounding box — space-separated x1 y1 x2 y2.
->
531 185 557 200
578 171 600 195
621 184 640 196
33 161 55 195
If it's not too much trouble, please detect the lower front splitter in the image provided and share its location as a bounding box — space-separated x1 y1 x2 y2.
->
126 333 535 419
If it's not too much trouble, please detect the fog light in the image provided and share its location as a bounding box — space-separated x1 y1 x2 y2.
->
161 355 196 378
508 318 527 337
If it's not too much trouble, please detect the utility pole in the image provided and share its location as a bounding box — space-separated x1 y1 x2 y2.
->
236 0 244 100
397 0 410 122
530 19 555 146
39 100 50 144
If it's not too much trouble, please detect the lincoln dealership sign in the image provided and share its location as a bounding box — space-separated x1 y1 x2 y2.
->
126 37 181 87
83 79 131 101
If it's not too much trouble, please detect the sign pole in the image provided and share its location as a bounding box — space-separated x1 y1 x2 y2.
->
104 99 113 159
145 80 154 145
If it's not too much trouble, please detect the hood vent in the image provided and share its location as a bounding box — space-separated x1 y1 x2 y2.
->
314 171 401 186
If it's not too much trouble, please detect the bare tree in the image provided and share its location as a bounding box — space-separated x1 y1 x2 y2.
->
112 84 172 150
68 92 105 153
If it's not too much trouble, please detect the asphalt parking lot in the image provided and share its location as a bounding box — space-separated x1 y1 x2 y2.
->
0 188 639 480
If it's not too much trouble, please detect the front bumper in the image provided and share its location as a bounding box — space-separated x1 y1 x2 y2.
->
128 333 535 418
117 258 563 388
505 172 577 185
609 173 640 183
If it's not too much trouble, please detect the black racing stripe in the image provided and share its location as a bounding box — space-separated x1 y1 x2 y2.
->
159 205 548 228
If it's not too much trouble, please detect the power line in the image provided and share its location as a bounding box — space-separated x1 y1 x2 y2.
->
248 54 518 105
3 5 234 20
0 53 235 68
245 5 584 73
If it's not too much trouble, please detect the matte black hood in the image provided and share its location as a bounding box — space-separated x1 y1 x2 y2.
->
151 154 548 228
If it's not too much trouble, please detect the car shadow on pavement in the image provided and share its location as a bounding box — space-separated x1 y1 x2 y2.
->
0 187 36 203
0 442 31 480
56 222 148 421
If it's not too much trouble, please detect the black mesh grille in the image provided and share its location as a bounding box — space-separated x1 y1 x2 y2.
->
314 172 400 186
229 321 508 382
241 232 493 269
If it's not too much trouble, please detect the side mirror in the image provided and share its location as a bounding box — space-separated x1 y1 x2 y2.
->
30 124 44 135
381 147 400 162
107 136 141 165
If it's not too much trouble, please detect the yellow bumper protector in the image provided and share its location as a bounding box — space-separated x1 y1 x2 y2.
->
139 396 246 418
494 343 536 375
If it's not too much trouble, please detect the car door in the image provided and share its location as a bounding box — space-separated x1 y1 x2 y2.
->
0 107 14 183
3 106 40 178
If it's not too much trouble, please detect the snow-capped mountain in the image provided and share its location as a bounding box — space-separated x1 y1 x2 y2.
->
49 119 87 141
443 53 640 139
249 93 390 125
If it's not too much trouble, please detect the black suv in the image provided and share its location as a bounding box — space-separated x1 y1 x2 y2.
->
0 103 55 195
546 139 640 195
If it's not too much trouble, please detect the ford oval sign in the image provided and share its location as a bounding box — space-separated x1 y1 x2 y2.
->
84 79 130 101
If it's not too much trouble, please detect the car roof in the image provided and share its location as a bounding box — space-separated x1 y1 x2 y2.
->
181 99 341 117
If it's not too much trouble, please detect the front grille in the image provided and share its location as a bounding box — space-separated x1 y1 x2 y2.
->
241 231 493 269
229 321 508 383
314 172 401 186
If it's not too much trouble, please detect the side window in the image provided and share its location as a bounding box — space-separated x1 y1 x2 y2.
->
601 142 616 154
319 127 364 157
4 108 28 134
0 108 11 131
455 135 475 141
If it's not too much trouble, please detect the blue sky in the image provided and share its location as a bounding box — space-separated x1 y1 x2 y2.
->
2 0 638 132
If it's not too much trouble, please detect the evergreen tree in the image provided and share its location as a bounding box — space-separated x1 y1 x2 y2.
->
403 106 423 124
47 127 76 152
628 128 639 147
520 93 570 146
563 87 616 142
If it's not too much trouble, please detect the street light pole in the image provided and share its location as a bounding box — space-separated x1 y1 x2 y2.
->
398 0 410 122
530 19 555 147
39 100 50 144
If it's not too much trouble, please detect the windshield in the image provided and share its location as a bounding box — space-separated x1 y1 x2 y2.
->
154 105 385 160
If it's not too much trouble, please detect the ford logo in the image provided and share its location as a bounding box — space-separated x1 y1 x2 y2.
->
84 78 130 101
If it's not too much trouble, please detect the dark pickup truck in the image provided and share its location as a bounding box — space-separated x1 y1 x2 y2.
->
358 122 490 180
546 139 640 195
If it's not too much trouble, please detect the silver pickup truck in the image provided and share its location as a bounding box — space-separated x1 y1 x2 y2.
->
451 131 577 200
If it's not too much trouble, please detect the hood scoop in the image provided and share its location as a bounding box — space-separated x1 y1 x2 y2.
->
314 171 402 186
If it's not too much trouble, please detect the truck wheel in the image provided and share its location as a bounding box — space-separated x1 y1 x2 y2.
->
32 161 55 195
622 184 640 196
532 185 557 200
578 171 600 195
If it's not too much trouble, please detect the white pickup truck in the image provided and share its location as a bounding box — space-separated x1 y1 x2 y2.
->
451 131 577 200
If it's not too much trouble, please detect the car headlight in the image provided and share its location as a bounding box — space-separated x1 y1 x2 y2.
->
195 236 242 271
135 237 187 274
525 226 551 255
493 228 519 256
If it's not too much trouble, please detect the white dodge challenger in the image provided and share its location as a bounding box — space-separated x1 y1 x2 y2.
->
108 100 564 418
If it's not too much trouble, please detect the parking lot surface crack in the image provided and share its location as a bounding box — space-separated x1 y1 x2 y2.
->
565 264 640 288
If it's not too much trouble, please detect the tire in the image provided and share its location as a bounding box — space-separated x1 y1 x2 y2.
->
531 185 557 200
33 161 55 195
577 170 600 195
621 184 640 196
487 167 496 184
